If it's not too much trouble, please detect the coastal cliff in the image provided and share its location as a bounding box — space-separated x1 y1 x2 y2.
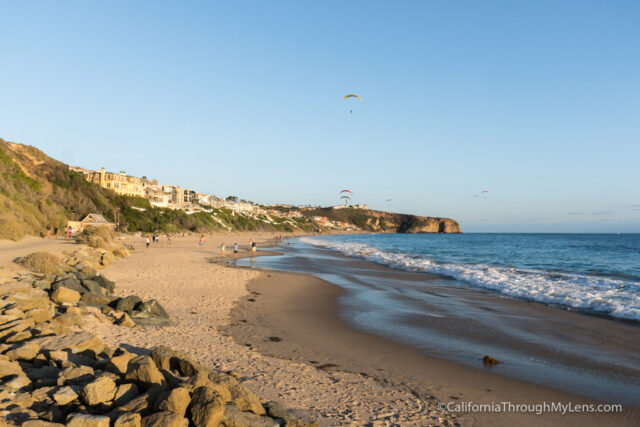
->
300 208 462 234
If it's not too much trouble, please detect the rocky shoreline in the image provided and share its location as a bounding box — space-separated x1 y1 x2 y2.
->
0 243 311 426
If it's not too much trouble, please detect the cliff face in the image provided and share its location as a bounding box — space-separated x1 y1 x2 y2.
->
397 215 461 234
301 208 462 234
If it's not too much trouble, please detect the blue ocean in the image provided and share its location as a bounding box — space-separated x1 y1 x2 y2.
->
300 233 640 321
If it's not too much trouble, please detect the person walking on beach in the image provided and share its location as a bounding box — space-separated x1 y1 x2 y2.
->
251 240 257 255
220 243 225 257
199 234 205 249
146 236 150 249
233 243 238 258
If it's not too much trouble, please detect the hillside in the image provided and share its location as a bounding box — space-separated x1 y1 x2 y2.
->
0 138 460 240
0 139 314 240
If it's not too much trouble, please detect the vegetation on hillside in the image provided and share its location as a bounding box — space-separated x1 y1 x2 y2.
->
0 139 315 240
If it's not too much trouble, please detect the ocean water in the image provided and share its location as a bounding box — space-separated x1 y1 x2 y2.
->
237 232 640 403
299 233 640 321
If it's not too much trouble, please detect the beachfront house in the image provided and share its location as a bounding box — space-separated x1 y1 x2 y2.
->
67 213 116 232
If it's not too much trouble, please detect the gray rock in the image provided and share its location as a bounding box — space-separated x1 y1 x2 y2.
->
135 300 169 319
79 292 116 307
25 365 60 381
92 275 116 294
52 278 85 295
115 296 142 313
33 279 53 291
265 401 292 419
81 280 104 296
223 403 280 427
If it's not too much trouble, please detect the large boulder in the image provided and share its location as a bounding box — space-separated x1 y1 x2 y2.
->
188 387 225 427
81 376 117 405
155 387 191 417
66 413 111 427
52 385 80 405
25 307 54 323
125 356 166 389
0 317 35 340
227 382 266 415
52 312 83 327
22 420 65 427
5 342 40 361
58 365 94 386
114 412 141 427
0 281 33 296
135 300 168 319
81 280 104 296
141 411 188 427
107 350 137 375
150 346 202 377
79 292 115 307
92 275 116 294
32 332 105 356
51 287 81 304
110 386 163 416
3 290 52 311
0 358 26 378
223 403 280 427
113 383 139 407
52 278 85 295
115 296 142 313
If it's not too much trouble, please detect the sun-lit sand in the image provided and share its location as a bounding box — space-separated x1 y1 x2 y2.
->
79 233 456 425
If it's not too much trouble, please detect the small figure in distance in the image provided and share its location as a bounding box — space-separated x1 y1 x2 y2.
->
233 242 238 258
220 242 225 257
146 236 150 249
199 234 205 249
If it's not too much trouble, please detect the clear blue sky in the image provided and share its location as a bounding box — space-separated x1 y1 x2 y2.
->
1 1 639 232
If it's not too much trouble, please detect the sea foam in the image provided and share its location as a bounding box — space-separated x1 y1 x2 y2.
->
299 237 640 321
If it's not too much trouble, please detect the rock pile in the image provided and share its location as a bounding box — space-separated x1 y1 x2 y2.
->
16 248 170 327
1 267 311 425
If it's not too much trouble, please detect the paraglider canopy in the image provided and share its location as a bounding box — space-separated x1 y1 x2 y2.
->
340 189 353 194
340 195 351 200
342 94 362 101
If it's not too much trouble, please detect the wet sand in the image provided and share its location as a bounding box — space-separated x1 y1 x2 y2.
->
224 250 640 426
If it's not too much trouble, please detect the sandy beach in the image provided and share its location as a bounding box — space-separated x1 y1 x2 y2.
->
52 233 634 426
74 233 455 425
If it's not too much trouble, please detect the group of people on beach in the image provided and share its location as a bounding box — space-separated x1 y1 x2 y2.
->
145 233 258 259
43 224 74 239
